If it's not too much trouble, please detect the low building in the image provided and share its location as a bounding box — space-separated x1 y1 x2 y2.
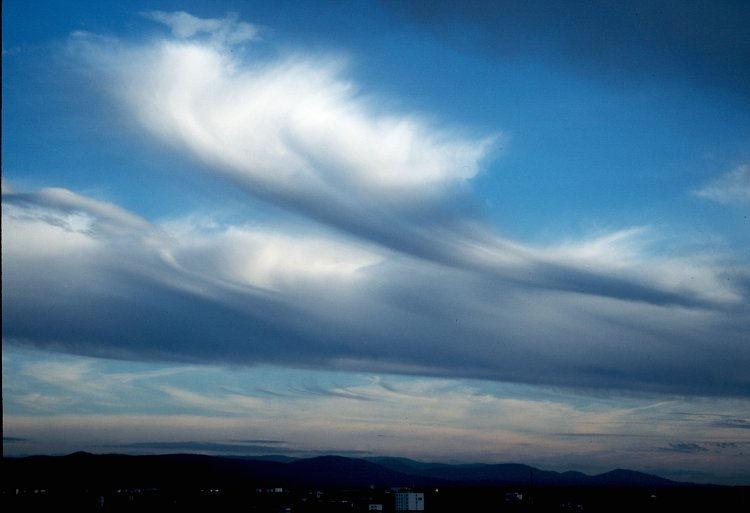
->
504 492 524 504
394 492 424 511
369 504 383 511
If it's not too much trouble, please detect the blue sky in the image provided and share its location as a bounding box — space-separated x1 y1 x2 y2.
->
3 1 750 484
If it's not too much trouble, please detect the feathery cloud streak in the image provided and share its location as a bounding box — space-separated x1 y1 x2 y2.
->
695 165 750 207
3 184 749 396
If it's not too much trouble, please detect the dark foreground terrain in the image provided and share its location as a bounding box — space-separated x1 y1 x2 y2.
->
3 452 748 512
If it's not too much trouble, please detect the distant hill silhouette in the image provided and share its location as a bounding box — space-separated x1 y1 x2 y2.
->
3 452 694 490
364 457 683 487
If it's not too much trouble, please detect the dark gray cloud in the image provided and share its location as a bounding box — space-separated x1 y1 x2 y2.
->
714 419 750 430
668 412 738 418
709 442 741 449
3 437 30 443
656 440 749 455
103 441 371 457
104 441 288 454
554 433 659 439
231 440 286 445
227 382 377 402
658 442 709 454
293 385 374 402
384 0 750 102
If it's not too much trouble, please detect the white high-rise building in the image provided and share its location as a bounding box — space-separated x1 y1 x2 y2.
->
394 492 424 511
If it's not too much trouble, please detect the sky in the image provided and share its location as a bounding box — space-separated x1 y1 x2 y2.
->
2 0 750 485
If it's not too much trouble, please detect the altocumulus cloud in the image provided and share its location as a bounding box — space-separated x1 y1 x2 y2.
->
3 12 750 397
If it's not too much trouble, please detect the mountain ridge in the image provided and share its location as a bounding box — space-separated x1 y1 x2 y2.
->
3 452 703 489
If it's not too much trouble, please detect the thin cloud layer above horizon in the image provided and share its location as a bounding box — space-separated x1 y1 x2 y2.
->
2 1 749 484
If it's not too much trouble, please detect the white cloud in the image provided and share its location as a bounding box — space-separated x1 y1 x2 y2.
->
157 385 265 414
541 228 741 304
10 187 154 235
695 164 750 206
142 11 261 45
168 225 383 293
76 34 495 206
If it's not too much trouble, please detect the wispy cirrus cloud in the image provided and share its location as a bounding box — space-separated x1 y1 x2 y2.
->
69 26 502 285
142 11 262 45
695 164 750 207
